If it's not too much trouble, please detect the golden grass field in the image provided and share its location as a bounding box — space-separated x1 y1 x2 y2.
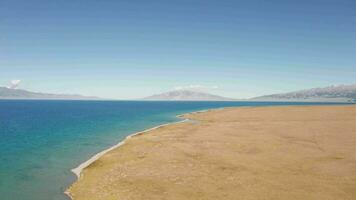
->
68 105 356 200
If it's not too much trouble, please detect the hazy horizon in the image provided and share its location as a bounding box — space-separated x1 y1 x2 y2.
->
1 0 356 99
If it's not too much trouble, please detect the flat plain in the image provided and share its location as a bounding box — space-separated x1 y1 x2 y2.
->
68 105 356 200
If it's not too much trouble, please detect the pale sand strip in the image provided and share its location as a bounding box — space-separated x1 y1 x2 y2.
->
65 108 223 199
64 118 189 199
67 105 356 200
70 108 222 178
70 119 189 178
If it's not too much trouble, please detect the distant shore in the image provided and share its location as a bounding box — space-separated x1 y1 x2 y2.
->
67 105 356 200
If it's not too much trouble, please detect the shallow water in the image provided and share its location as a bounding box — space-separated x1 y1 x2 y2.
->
0 100 344 200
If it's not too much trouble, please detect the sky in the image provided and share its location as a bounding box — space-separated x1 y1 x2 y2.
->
1 0 355 99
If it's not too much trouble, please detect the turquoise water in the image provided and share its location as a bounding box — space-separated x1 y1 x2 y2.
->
0 100 345 200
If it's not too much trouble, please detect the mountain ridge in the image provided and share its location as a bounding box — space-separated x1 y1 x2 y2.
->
251 84 356 102
0 87 99 100
143 90 235 101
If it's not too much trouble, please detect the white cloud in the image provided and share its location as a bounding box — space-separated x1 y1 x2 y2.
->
7 80 21 89
173 84 219 91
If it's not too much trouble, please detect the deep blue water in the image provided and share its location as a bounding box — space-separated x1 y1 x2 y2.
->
0 100 346 200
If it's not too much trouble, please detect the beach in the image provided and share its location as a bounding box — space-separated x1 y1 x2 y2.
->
67 105 356 200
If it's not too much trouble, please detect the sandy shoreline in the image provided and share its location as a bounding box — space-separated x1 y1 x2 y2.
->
67 105 356 200
69 108 220 178
65 118 189 199
65 108 223 199
70 119 189 178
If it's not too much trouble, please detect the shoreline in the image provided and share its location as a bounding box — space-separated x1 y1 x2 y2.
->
70 118 189 178
65 107 225 199
64 104 351 199
66 105 356 200
64 104 346 199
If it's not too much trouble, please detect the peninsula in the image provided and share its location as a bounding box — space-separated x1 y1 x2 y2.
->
67 105 356 200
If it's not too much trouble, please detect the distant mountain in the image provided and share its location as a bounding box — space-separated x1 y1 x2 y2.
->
252 84 356 102
0 87 99 100
143 90 235 101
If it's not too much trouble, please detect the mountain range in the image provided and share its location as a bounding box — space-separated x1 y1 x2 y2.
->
1 84 355 102
142 90 234 101
0 87 98 100
252 84 356 102
143 84 356 102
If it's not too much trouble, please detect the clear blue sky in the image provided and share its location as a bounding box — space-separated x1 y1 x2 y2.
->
1 0 355 99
